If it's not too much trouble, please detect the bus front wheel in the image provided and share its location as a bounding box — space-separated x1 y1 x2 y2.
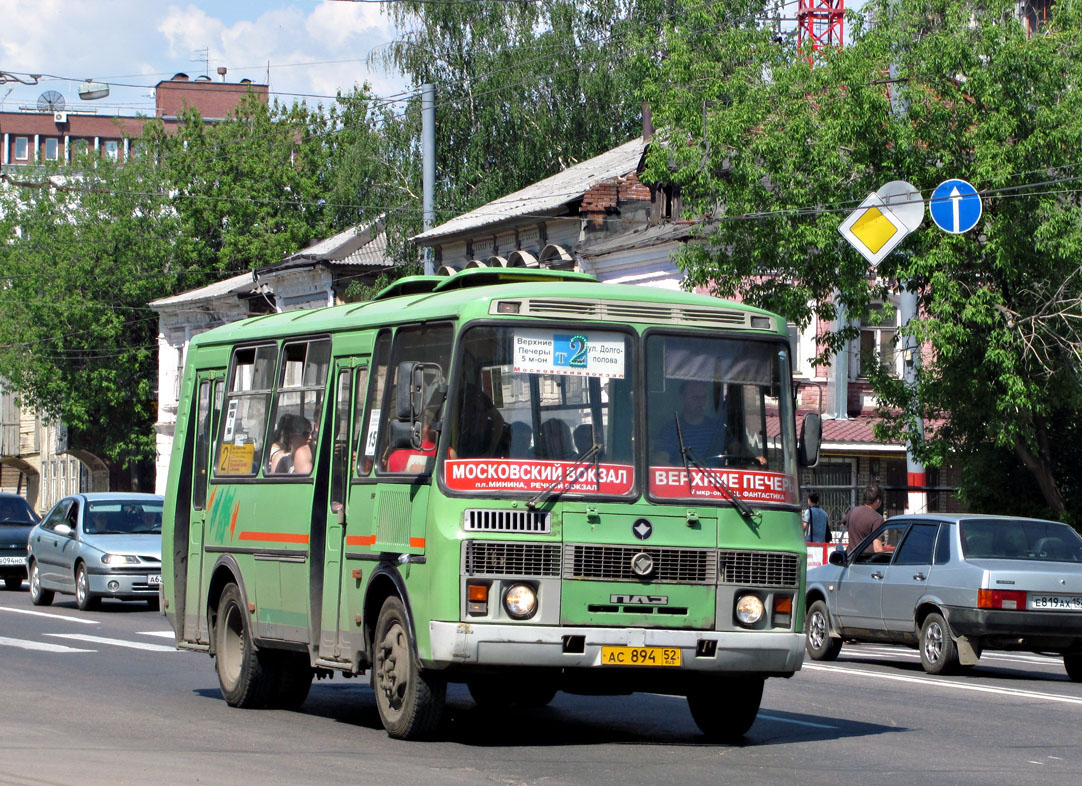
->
372 595 446 739
215 583 276 708
687 676 764 741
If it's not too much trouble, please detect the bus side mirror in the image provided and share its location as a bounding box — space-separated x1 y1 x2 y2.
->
395 361 422 422
799 413 822 467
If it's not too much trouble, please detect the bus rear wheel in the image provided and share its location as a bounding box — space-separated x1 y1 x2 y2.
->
372 595 445 739
687 676 764 742
215 583 275 708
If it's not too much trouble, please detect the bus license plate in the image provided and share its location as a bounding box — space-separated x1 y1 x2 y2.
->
601 646 681 667
1029 594 1082 611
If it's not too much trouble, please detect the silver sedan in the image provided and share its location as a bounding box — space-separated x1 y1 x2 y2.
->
805 514 1082 679
27 493 164 611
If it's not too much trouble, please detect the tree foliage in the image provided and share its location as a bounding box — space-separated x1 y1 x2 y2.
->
643 0 1082 521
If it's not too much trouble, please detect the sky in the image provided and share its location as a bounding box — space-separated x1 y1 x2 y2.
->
0 0 408 116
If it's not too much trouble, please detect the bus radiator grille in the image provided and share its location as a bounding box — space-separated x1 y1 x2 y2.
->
717 550 801 587
563 544 717 584
463 541 562 577
463 509 551 534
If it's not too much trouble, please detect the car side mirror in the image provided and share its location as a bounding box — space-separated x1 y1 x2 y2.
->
798 413 822 467
828 549 846 566
54 523 73 538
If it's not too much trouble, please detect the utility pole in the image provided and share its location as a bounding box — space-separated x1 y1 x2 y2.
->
422 83 435 275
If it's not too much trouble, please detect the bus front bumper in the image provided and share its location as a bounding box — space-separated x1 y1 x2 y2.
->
428 622 804 674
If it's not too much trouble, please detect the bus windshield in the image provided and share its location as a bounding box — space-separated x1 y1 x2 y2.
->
444 324 636 498
645 333 797 506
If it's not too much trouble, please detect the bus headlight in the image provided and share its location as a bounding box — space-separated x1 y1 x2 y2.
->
735 594 765 626
503 584 538 620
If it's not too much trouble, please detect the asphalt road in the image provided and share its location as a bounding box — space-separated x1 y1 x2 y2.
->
1 583 1079 786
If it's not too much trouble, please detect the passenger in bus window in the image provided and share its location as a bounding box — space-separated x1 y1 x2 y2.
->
287 416 314 475
652 380 727 466
386 421 438 473
267 414 295 473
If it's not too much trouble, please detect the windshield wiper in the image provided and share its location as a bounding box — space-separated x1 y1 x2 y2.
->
526 441 602 510
673 413 760 525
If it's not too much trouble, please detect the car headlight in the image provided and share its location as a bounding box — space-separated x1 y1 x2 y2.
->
503 584 538 620
735 594 765 626
102 554 139 565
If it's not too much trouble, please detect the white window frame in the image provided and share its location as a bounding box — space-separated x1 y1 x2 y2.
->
104 140 119 160
853 300 903 379
44 138 59 161
14 136 29 160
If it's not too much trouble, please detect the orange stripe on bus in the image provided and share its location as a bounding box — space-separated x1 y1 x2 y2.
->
208 487 217 509
346 535 377 546
409 537 425 549
238 532 310 544
229 502 239 540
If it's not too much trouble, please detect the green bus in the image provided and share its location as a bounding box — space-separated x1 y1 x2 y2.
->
162 268 821 740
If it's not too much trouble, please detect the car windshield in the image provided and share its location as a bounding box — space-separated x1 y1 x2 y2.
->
85 501 163 535
444 325 635 498
0 497 39 524
645 333 797 505
962 519 1082 562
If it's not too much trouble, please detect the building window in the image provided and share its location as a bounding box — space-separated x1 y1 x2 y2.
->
856 302 901 378
44 138 59 161
14 137 29 160
104 140 119 160
72 139 89 158
1025 0 1053 36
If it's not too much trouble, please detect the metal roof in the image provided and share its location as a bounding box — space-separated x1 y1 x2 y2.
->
412 137 648 243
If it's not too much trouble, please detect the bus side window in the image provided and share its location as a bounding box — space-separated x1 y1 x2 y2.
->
215 344 277 477
377 323 453 474
356 331 392 477
264 338 331 478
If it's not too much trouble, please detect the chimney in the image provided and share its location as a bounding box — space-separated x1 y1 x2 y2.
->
217 66 228 83
642 102 653 141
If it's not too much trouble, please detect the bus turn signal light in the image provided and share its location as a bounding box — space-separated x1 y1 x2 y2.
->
467 583 489 616
978 589 1027 610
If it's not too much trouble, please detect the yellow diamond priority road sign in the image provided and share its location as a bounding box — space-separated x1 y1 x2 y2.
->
838 192 910 267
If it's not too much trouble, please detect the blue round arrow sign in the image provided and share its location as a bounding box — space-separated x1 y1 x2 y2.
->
929 179 982 234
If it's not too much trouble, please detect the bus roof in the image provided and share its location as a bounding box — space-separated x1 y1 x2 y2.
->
186 273 783 350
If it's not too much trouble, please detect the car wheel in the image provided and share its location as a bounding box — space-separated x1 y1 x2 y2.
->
75 563 100 611
269 651 314 710
919 612 959 675
687 676 764 741
373 595 446 739
214 583 276 708
1064 653 1082 682
4 576 23 591
29 561 53 606
467 675 558 709
806 600 843 661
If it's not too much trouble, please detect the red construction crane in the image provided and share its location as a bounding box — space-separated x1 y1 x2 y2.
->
796 0 844 61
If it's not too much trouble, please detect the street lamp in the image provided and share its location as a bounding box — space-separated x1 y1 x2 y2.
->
78 80 109 101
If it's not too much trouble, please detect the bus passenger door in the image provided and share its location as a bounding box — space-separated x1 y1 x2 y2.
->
186 372 223 644
319 361 368 662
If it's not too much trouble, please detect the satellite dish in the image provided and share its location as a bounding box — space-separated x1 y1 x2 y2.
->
37 90 65 112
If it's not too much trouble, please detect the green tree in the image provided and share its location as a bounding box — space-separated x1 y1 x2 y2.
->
0 154 184 489
642 0 1082 521
380 0 660 218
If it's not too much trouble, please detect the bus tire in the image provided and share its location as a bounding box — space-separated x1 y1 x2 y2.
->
373 595 445 739
214 583 275 708
270 651 314 710
687 676 764 742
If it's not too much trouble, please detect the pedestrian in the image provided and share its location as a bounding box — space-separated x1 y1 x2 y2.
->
803 491 830 543
843 483 884 554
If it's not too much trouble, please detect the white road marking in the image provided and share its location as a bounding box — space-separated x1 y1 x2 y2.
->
758 714 837 729
804 663 1082 706
0 605 99 625
137 630 176 639
45 633 178 652
844 645 1061 667
0 635 94 653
